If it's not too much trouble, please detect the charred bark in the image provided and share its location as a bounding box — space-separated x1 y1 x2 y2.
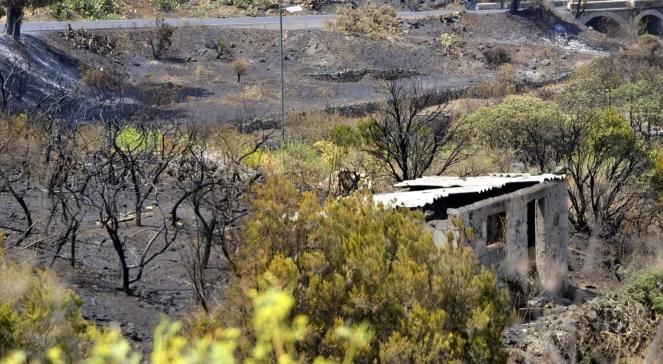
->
5 5 23 41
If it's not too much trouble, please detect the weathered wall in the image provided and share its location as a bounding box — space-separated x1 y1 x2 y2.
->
445 180 569 296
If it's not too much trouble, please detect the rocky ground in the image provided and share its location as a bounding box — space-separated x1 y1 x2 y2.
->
1 188 231 354
19 10 609 125
504 233 663 363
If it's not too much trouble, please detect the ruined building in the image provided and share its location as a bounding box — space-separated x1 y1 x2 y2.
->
373 174 568 296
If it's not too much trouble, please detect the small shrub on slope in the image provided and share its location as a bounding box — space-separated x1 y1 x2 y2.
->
328 4 403 40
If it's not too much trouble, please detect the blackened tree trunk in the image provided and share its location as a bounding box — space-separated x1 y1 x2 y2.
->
5 5 23 41
106 223 132 294
509 0 520 14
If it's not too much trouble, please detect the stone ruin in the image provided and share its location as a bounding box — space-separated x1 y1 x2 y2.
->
373 174 568 296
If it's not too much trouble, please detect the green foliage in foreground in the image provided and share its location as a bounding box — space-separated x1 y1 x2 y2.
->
203 178 512 363
0 231 371 364
0 234 92 363
50 0 120 20
1 286 371 364
623 269 663 315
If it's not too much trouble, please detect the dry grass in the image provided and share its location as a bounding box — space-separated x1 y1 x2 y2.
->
466 63 519 99
286 110 359 143
225 84 275 105
327 4 403 40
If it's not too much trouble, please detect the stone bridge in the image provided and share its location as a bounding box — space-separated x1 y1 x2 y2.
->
568 0 663 36
475 0 663 36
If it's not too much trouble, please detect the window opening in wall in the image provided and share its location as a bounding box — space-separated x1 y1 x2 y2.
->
487 211 506 246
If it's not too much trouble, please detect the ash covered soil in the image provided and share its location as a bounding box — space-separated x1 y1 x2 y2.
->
0 9 628 357
2 189 230 353
36 11 610 123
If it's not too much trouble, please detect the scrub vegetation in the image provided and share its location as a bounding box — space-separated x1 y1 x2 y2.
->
2 2 663 363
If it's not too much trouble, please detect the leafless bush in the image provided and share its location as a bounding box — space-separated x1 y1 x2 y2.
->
171 126 269 310
81 120 188 294
483 47 510 68
360 79 468 182
45 127 90 268
0 116 41 243
0 54 29 114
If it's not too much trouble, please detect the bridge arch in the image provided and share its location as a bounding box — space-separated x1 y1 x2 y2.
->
635 10 663 35
582 12 629 36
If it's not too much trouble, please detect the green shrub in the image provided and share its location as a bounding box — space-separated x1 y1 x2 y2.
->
1 282 372 364
623 269 663 315
153 0 182 11
328 124 360 148
115 126 161 151
150 18 175 60
50 0 120 20
198 178 512 362
0 248 92 362
215 36 233 59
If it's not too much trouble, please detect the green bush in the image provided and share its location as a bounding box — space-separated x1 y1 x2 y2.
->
198 177 512 362
150 18 175 60
328 124 360 148
0 238 92 362
153 0 182 12
623 269 663 315
1 281 372 364
221 0 278 10
215 36 233 59
50 0 120 20
465 94 566 173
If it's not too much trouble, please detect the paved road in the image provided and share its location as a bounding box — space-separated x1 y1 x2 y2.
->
1 9 506 33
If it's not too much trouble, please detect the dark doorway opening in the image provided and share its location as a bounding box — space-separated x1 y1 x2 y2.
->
487 211 506 245
585 16 623 37
639 15 663 35
527 200 536 273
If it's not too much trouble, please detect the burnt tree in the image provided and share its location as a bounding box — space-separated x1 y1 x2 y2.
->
360 79 467 182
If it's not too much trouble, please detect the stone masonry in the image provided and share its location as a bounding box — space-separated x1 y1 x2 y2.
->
374 174 569 296
446 180 569 296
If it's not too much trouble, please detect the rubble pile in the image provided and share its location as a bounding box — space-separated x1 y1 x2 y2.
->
505 295 659 363
576 296 657 362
